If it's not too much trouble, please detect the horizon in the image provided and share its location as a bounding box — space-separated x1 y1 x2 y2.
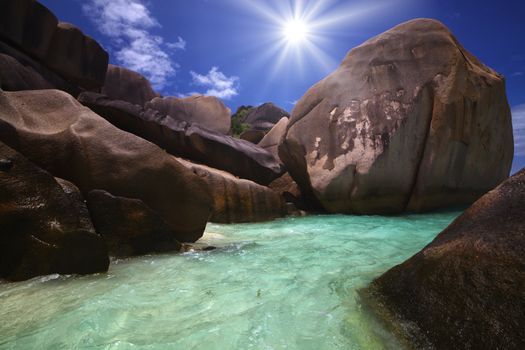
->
39 0 525 172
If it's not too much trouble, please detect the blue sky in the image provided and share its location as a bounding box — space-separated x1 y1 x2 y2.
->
40 0 525 172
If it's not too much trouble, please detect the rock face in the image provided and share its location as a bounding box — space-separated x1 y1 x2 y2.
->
240 129 265 144
279 19 514 214
87 190 182 257
178 159 285 223
243 102 290 131
259 117 289 162
102 64 159 106
0 142 109 281
78 92 284 185
147 95 231 134
0 1 108 90
0 89 212 242
365 168 525 350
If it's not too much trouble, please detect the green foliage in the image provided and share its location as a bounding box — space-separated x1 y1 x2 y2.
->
231 105 253 137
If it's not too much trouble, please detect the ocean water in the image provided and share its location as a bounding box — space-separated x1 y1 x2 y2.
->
0 213 459 350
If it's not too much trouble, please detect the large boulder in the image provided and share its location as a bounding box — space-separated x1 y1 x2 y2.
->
146 95 231 134
177 159 285 223
45 22 108 89
78 92 284 185
364 167 525 349
87 190 181 257
102 64 159 106
239 129 265 144
279 19 513 214
243 102 290 131
0 89 212 242
0 141 109 281
259 117 289 162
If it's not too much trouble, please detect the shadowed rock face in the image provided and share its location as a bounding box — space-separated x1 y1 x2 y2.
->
0 89 212 242
279 18 513 214
243 102 290 131
0 142 109 281
240 129 266 144
0 1 108 90
364 168 525 350
178 159 286 223
102 64 159 106
78 92 284 185
146 95 232 135
87 190 182 257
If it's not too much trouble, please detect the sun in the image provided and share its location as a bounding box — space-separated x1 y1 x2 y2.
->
282 19 309 44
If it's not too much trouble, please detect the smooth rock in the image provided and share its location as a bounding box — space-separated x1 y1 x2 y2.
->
102 64 159 106
259 117 289 162
146 95 231 134
178 158 286 223
0 89 212 242
240 129 266 144
78 92 284 185
364 167 525 350
279 18 513 214
87 190 182 257
243 102 290 131
0 141 109 281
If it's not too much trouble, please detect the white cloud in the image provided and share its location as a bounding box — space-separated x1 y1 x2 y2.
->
512 104 525 156
189 67 239 100
82 0 184 90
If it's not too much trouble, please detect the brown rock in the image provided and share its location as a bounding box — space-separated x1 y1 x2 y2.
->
240 129 266 144
77 92 284 185
0 141 109 281
45 22 108 89
364 167 525 350
0 89 212 242
102 64 159 106
87 190 181 257
259 117 289 162
279 19 513 214
146 95 231 134
243 102 290 131
178 158 285 223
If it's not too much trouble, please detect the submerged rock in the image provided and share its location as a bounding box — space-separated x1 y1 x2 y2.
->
0 142 108 281
146 95 231 135
178 158 286 223
87 190 182 257
364 167 525 349
279 18 513 214
78 92 284 185
0 89 212 242
102 64 159 106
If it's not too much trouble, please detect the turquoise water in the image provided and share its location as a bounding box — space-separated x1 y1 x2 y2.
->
0 213 459 349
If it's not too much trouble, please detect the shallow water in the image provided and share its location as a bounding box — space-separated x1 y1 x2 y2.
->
0 213 459 349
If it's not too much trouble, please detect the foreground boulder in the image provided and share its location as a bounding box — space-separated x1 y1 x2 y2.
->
146 95 231 134
243 102 290 131
0 142 109 281
78 92 284 185
87 190 181 257
364 167 525 349
0 0 108 90
102 64 159 106
0 89 212 242
279 19 513 214
178 159 285 223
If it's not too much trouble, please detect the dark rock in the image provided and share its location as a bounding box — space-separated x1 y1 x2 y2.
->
178 158 286 223
364 167 525 349
242 102 290 131
0 158 13 171
146 95 231 134
279 19 513 214
0 141 109 281
0 89 212 242
240 129 265 144
87 190 181 257
45 22 108 90
102 64 159 106
268 173 310 211
77 92 284 185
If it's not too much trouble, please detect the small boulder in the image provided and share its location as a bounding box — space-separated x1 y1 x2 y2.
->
102 64 159 106
240 129 266 144
0 141 109 281
87 190 181 257
242 102 290 131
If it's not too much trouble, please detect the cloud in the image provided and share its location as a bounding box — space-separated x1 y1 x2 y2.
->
511 72 523 77
189 67 239 100
82 0 184 90
512 104 525 156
